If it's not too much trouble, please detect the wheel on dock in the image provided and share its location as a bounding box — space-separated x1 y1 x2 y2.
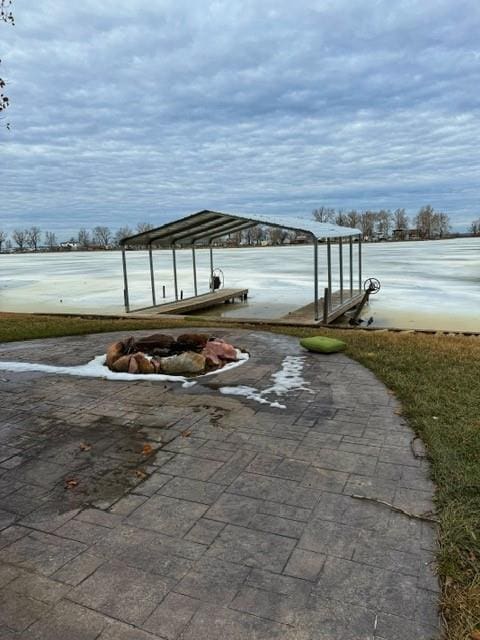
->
363 277 381 294
210 268 224 291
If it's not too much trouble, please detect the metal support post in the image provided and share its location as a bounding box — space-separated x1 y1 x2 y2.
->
323 287 329 323
349 237 353 296
192 245 198 296
209 244 214 292
358 236 362 290
148 243 156 306
339 237 344 304
327 239 332 311
172 245 179 301
121 246 130 312
313 239 319 321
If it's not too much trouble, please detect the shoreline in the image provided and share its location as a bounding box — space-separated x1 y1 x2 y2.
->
0 311 478 338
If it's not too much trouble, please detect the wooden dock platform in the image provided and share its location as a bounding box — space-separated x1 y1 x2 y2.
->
131 288 248 315
282 289 364 324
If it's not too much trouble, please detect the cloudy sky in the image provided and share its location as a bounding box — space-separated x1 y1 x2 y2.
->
2 0 480 237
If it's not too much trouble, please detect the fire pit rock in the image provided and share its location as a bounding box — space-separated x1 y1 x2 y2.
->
160 352 206 375
110 353 157 374
104 333 243 376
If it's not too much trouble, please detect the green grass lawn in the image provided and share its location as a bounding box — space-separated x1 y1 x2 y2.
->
0 312 479 638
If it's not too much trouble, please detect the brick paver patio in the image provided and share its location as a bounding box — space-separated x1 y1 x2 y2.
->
0 329 440 639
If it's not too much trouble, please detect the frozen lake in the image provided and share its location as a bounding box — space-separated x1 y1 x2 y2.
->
0 238 479 331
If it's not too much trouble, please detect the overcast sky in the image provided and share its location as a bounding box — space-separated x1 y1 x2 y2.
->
2 0 480 236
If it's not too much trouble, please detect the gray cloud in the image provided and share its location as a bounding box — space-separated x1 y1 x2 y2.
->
2 0 480 236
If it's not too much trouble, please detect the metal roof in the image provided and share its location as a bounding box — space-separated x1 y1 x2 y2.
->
120 210 361 248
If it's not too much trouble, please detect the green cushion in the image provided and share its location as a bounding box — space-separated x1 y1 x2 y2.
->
300 336 346 353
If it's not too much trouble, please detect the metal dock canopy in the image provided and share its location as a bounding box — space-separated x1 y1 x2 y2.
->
119 209 364 322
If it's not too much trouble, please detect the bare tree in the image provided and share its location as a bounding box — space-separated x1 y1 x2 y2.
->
470 219 480 235
77 228 90 249
393 208 409 230
250 226 264 245
268 227 288 245
345 210 361 229
45 231 57 249
12 228 27 250
92 226 111 248
27 226 42 251
359 212 376 239
432 212 450 238
136 222 154 234
1 0 14 126
376 210 393 237
0 2 13 25
0 229 7 251
114 226 133 246
229 231 243 246
312 207 335 223
335 210 348 226
242 228 253 245
414 205 435 239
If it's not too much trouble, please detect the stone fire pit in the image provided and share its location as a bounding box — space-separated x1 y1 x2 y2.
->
105 332 245 376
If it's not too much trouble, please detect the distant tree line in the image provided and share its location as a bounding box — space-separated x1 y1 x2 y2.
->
0 222 155 252
225 226 296 247
1 208 479 254
0 222 303 252
312 204 454 240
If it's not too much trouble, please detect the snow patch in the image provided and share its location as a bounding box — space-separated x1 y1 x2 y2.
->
220 355 311 409
0 349 249 384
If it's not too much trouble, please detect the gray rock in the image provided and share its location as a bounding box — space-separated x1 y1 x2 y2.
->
159 351 206 375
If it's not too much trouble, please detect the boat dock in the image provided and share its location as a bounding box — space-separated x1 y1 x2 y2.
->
282 288 364 324
132 288 248 315
119 210 367 322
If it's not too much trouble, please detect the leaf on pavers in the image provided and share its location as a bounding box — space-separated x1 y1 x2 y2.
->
65 478 79 490
142 444 154 456
79 442 92 452
394 409 403 415
181 430 192 438
134 468 148 480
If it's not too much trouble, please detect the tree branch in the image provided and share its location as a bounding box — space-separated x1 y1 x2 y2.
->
350 494 438 523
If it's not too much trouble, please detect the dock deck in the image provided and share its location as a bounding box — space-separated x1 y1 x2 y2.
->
282 289 364 324
131 288 248 315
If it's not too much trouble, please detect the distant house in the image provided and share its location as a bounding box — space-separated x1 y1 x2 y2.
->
291 234 309 244
371 232 388 242
60 240 79 250
393 228 421 240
